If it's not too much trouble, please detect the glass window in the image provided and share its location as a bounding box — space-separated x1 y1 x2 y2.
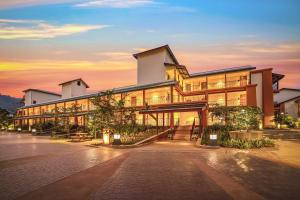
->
226 71 249 88
124 91 143 107
77 99 89 111
227 91 247 106
145 87 171 105
208 93 225 106
207 74 225 90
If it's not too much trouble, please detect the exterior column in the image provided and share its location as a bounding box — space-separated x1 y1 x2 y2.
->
156 113 159 133
162 112 165 130
201 108 208 133
170 112 174 128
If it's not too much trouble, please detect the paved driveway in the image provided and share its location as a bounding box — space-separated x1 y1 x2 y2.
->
1 132 300 200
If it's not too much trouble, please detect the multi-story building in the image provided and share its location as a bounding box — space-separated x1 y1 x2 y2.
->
14 45 283 132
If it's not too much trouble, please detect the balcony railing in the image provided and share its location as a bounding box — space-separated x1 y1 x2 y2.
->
145 96 171 105
184 79 248 93
227 98 246 106
124 99 143 107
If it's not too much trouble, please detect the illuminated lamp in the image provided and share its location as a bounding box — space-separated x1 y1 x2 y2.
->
103 129 110 145
209 134 218 146
113 133 121 145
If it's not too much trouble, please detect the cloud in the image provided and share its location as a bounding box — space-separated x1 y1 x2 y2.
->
0 19 108 39
75 0 154 8
0 0 79 9
0 59 135 72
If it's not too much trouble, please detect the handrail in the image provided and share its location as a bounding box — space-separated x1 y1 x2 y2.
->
190 118 196 141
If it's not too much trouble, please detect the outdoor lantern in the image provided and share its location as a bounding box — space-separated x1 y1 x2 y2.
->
277 123 281 129
17 128 21 132
103 133 110 144
209 134 218 146
259 122 263 130
103 128 110 145
113 133 121 145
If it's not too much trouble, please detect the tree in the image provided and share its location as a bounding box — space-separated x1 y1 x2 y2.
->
210 105 262 131
0 108 13 130
88 91 136 138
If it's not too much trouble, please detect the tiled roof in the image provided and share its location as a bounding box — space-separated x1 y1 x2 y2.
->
59 78 90 88
22 89 61 96
190 66 256 77
20 80 177 109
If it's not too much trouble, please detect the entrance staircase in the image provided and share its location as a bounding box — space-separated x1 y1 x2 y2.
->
173 125 193 141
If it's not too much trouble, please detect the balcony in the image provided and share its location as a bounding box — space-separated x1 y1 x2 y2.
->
125 99 143 107
226 79 247 88
145 96 171 105
227 98 246 106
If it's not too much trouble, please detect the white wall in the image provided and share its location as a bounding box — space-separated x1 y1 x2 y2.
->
137 49 174 85
274 90 300 104
250 73 263 109
284 100 299 119
62 80 87 99
24 91 60 106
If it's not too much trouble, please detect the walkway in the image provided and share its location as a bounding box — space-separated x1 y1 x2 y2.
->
0 132 300 200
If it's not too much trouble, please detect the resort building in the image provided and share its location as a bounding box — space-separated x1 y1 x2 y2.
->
15 45 284 133
274 88 300 119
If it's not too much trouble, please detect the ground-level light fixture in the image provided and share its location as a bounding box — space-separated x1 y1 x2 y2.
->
17 128 22 132
32 129 37 133
277 123 281 129
103 128 110 145
209 134 218 146
113 133 121 145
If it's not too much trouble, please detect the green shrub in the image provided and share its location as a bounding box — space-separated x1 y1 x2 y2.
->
201 124 275 149
201 124 233 145
210 106 262 130
220 137 275 149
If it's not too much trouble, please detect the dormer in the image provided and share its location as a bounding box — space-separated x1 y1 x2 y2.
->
59 78 89 99
133 45 181 85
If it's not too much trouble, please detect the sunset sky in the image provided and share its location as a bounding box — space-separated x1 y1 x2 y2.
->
0 0 300 97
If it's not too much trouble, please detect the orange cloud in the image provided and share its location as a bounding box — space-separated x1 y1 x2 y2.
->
0 19 107 39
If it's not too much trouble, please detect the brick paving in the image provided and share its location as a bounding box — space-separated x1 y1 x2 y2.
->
0 133 124 200
1 133 300 200
91 151 233 200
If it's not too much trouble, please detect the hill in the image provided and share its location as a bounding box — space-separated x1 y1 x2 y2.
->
0 94 23 113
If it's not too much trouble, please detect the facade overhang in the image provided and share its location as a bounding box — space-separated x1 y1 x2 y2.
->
139 101 207 113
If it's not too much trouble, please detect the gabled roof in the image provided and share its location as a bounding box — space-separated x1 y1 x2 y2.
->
276 95 300 105
22 89 61 96
59 78 89 88
272 73 284 84
164 63 190 78
133 45 179 65
190 66 256 77
20 80 177 109
279 88 300 92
